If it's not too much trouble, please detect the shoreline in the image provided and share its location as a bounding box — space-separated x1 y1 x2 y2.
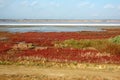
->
0 23 120 27
0 24 120 32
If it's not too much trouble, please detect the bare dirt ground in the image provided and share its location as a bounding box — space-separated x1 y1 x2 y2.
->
0 65 120 80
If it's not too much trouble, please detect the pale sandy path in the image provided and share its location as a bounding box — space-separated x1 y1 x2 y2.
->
0 65 120 80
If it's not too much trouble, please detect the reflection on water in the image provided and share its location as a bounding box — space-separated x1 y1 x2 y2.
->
0 26 102 32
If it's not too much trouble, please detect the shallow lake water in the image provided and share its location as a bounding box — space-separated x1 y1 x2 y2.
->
0 26 103 32
0 21 120 32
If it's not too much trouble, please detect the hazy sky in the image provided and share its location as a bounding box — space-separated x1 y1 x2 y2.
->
0 0 120 19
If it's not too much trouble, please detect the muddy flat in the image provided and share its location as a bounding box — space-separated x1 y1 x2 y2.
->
0 65 120 80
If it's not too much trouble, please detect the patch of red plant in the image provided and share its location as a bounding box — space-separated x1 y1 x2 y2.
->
11 31 120 46
0 30 120 64
16 48 120 64
0 42 12 53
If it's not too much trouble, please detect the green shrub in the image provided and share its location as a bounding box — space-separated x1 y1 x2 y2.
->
109 35 120 44
54 39 81 48
54 39 120 55
54 39 107 49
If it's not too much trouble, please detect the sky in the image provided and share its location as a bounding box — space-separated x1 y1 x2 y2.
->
0 0 120 19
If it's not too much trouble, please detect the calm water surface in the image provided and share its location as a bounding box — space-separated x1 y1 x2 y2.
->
0 22 120 32
0 26 103 32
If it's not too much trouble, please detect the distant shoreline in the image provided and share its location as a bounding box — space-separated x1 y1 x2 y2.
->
0 23 120 27
0 19 120 23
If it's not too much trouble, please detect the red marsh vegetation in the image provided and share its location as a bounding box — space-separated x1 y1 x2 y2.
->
0 29 120 64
